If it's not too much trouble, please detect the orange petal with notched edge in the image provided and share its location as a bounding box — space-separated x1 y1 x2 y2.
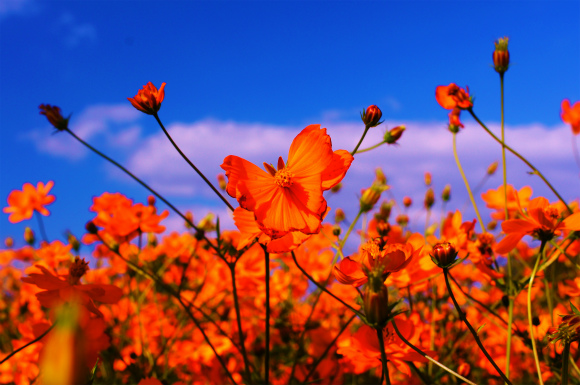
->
321 149 354 191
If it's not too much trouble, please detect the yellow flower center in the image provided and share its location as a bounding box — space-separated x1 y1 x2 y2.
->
275 168 294 188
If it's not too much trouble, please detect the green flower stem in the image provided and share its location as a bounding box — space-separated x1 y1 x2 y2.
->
500 73 515 382
355 141 385 154
351 125 371 155
291 251 364 318
263 246 270 385
468 109 572 214
340 209 363 250
452 132 486 233
562 341 571 385
572 133 580 170
527 241 546 385
229 264 252 384
301 314 357 385
443 269 512 385
390 319 477 385
0 323 55 365
153 113 235 212
35 211 49 243
63 128 220 252
376 327 391 385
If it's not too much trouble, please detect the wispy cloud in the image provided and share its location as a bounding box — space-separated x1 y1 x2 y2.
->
55 12 97 48
0 0 38 19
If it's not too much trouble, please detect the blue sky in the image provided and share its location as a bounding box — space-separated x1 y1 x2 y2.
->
1 0 579 250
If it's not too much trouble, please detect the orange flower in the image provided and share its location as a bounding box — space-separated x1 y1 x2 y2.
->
3 181 55 223
39 104 69 131
561 99 580 135
21 257 122 317
481 184 532 220
221 125 353 238
127 82 166 115
448 107 464 131
436 83 473 110
495 196 580 254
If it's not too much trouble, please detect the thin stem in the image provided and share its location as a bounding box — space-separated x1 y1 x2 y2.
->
291 251 364 318
572 133 580 170
153 113 234 212
0 323 55 365
376 327 391 385
340 210 363 249
468 109 572 214
351 125 371 155
452 132 486 233
562 341 571 385
264 246 270 385
443 269 512 385
355 141 385 154
35 211 49 243
390 319 477 385
229 264 252 384
527 241 546 385
301 314 357 384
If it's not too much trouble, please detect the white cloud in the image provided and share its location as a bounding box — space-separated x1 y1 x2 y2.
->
55 12 97 48
0 0 38 19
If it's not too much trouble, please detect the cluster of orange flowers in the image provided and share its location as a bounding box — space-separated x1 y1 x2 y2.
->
2 39 580 385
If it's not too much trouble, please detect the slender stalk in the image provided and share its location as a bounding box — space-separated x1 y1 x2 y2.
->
562 341 571 385
500 72 515 382
468 109 572 214
0 324 55 365
340 209 363 249
301 314 357 384
291 251 364 318
390 319 478 385
153 113 235 212
351 126 371 155
572 133 580 170
376 327 391 385
527 241 546 385
355 141 385 154
264 246 270 385
35 211 49 243
452 132 486 233
443 269 512 385
229 264 252 384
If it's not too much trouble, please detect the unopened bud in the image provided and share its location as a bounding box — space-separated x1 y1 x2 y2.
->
334 208 345 223
376 222 390 237
148 233 158 247
458 363 471 377
487 220 498 231
374 168 387 185
403 196 412 208
378 201 393 220
67 233 80 252
85 221 98 235
4 237 14 248
424 172 432 186
396 214 409 227
493 37 510 74
361 105 382 128
24 227 35 245
487 161 498 175
332 225 341 237
147 195 156 206
198 213 216 232
363 283 390 327
430 242 458 268
442 185 451 202
424 188 435 209
330 183 342 193
360 184 388 213
185 212 194 229
217 174 227 191
384 125 405 144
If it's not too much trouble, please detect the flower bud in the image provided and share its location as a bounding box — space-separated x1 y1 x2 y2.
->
396 214 409 227
217 174 227 191
330 183 343 193
448 108 463 133
148 233 158 247
384 125 405 144
424 188 435 209
430 242 458 268
402 196 412 208
147 195 156 206
487 161 498 175
487 220 498 231
363 282 390 327
361 105 382 128
374 168 387 185
424 172 432 186
378 201 392 220
493 37 510 74
360 187 382 213
332 225 341 237
67 233 80 253
39 104 70 131
24 227 35 245
334 208 345 223
85 221 98 235
198 213 216 232
184 212 194 229
442 185 451 202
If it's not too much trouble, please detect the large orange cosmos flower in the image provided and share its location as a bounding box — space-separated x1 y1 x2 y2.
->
436 83 473 110
495 196 580 254
221 124 353 238
3 181 56 223
561 99 580 135
127 82 166 115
